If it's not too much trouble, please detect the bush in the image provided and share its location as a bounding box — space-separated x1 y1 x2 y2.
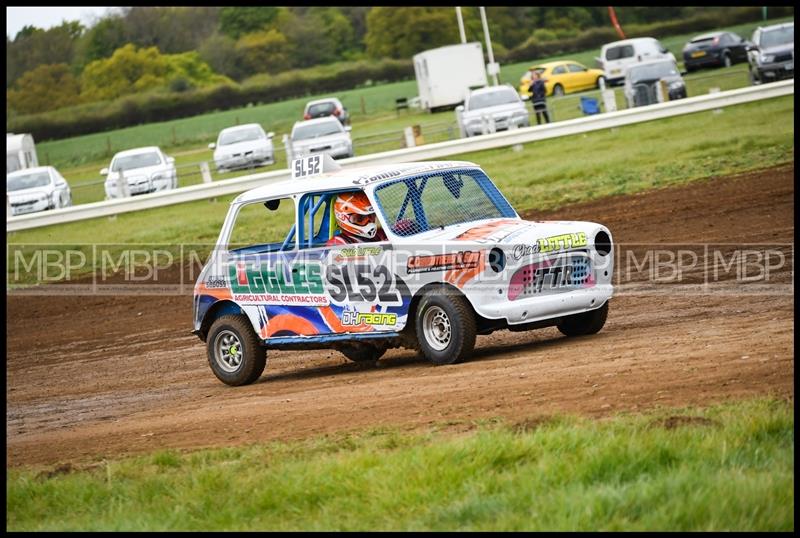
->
9 58 414 141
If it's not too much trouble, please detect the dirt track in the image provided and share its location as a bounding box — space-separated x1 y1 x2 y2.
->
6 164 794 468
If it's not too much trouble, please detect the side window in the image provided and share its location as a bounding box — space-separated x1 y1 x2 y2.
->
228 197 296 252
567 63 586 73
552 65 568 75
298 192 335 249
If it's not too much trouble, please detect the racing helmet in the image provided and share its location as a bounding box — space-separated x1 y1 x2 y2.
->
333 192 378 239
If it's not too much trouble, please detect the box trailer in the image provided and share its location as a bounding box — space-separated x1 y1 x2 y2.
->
6 133 39 174
414 42 488 112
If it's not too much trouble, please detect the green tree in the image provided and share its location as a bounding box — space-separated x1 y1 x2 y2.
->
80 44 230 101
365 7 459 59
198 32 247 80
235 29 292 74
220 7 279 39
7 64 83 114
6 21 85 88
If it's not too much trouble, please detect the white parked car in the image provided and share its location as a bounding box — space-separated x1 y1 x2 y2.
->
7 166 72 216
289 117 353 160
102 146 177 199
456 84 530 138
209 123 275 174
596 37 676 86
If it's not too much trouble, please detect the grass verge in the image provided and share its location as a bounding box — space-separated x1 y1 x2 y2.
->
6 397 793 531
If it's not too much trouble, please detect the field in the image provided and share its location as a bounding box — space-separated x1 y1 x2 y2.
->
32 15 793 206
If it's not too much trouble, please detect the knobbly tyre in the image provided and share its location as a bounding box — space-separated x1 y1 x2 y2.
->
193 154 614 386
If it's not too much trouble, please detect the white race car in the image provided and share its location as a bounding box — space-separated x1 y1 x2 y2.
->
193 156 614 386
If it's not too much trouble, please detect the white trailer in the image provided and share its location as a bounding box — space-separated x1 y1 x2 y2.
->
413 42 488 112
6 133 39 174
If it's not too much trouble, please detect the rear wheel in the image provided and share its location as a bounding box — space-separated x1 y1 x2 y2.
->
207 315 267 386
415 288 476 365
557 301 609 337
553 84 565 97
722 52 732 68
595 76 605 89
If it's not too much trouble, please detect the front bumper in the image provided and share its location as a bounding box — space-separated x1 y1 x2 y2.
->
465 115 529 136
10 198 50 216
293 146 351 159
216 153 275 172
757 61 794 82
475 284 614 326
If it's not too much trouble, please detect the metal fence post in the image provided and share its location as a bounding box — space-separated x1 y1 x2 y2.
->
709 87 723 114
7 194 11 219
282 134 293 163
117 169 130 198
509 122 522 152
200 161 213 183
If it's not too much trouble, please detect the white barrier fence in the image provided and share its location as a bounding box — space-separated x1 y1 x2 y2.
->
7 79 793 233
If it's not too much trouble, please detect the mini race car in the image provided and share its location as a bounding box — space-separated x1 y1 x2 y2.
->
193 155 614 386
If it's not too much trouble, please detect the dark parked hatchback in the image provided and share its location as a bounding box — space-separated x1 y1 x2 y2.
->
682 31 750 72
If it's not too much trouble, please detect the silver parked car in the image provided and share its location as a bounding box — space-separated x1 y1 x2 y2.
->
289 116 353 160
7 166 72 216
623 58 687 108
209 123 275 173
102 146 177 199
456 84 530 138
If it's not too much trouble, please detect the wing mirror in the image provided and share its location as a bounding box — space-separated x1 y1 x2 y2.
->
345 125 352 132
267 131 275 138
100 167 109 176
167 157 175 165
456 105 465 113
208 142 216 150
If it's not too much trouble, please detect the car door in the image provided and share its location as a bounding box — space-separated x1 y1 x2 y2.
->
566 63 592 91
550 64 569 94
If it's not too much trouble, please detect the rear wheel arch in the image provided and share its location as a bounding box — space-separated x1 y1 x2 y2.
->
199 300 245 341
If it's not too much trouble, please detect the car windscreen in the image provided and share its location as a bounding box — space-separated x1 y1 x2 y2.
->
629 62 679 82
373 168 516 237
219 127 263 145
308 102 336 116
293 122 342 140
760 26 794 48
467 90 519 110
112 152 162 172
7 171 51 191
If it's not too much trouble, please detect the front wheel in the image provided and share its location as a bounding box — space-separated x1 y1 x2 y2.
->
722 53 732 68
415 288 476 365
207 315 267 386
552 84 565 97
557 301 609 337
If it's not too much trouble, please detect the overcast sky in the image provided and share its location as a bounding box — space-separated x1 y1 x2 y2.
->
6 6 122 38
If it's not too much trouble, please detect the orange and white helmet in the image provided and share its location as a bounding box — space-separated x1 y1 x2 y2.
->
333 192 378 239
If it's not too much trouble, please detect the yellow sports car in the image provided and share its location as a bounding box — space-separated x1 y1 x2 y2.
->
519 61 605 98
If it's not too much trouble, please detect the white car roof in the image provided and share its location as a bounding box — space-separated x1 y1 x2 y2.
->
235 160 480 204
220 123 263 134
603 37 658 48
305 98 342 108
468 84 515 97
113 146 162 158
7 165 53 178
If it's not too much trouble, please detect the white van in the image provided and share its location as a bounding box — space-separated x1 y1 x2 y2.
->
596 37 676 86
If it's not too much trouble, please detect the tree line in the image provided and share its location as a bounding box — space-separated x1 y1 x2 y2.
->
6 6 716 115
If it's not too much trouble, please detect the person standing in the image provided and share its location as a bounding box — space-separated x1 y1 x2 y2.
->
530 71 550 125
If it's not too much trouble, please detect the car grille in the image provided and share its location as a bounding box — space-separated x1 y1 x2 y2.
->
508 252 594 300
12 200 37 208
773 52 793 63
310 146 332 153
232 151 254 157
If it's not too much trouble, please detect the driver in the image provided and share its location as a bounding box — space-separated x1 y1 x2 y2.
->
327 191 387 245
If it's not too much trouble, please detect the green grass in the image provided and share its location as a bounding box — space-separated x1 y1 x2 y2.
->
6 397 793 531
36 13 793 190
6 94 793 286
